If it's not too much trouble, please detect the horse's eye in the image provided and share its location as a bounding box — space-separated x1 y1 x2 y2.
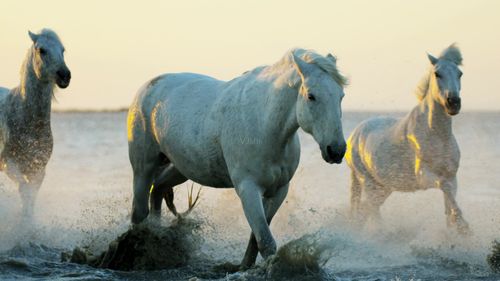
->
435 72 441 79
308 94 316 101
39 48 46 55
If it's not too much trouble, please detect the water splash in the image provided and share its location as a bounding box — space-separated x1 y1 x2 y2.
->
487 240 500 273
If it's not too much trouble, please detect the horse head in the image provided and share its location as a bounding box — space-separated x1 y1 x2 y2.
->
291 50 347 164
28 29 71 88
427 44 463 116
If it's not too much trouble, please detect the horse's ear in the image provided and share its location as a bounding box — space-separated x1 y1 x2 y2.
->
427 53 438 65
291 54 313 81
28 31 39 43
326 53 337 64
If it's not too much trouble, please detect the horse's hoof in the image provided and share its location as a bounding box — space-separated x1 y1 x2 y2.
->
260 240 277 259
212 262 241 273
131 210 149 225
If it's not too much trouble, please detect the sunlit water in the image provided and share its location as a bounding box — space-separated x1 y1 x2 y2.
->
0 111 499 280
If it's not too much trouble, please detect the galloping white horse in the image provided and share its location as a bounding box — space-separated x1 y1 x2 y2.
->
0 29 71 218
127 49 347 267
346 45 470 234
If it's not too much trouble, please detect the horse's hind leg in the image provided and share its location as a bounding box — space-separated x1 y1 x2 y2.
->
350 172 362 223
149 164 187 218
361 180 391 226
240 183 289 269
441 178 470 235
131 167 156 224
129 145 162 224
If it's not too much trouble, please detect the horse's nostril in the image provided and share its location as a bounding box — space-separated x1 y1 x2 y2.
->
447 97 460 105
327 145 333 155
57 70 70 80
326 145 344 163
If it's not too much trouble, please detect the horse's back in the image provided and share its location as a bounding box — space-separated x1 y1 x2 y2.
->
348 116 399 151
128 73 222 138
0 87 9 105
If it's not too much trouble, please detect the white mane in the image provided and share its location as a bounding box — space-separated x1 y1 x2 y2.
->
37 28 63 44
292 48 348 86
415 72 431 101
440 44 462 65
265 48 348 87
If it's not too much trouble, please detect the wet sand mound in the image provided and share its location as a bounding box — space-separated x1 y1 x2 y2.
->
63 218 201 271
230 233 335 281
487 240 500 273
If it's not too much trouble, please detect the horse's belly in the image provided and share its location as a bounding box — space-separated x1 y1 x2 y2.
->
175 158 233 188
161 136 233 188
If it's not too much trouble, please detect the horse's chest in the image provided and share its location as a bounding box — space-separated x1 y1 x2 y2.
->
416 141 459 186
4 128 53 171
255 144 300 190
262 162 297 189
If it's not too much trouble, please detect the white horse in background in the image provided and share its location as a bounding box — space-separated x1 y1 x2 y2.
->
0 29 71 218
346 44 470 234
127 49 348 268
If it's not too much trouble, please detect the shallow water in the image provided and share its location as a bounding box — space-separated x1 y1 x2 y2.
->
0 111 499 280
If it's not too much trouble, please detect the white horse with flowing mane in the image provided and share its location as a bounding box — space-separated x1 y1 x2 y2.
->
0 29 71 218
127 48 348 268
346 44 470 234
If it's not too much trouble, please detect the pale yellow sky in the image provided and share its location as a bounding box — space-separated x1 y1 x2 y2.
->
0 0 499 111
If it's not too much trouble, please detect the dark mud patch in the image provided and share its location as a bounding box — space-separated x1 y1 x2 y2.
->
62 218 202 271
487 240 500 273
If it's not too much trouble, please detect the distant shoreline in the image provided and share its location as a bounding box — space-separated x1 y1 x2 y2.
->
54 108 129 113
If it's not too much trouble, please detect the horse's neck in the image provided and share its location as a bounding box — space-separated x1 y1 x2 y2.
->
259 66 300 143
17 54 54 125
411 85 452 138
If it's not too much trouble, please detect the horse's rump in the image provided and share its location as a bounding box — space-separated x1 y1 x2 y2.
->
129 73 231 186
347 116 402 179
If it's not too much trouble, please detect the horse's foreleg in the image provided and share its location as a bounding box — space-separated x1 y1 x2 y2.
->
19 171 45 219
236 180 276 262
441 178 470 235
240 183 289 269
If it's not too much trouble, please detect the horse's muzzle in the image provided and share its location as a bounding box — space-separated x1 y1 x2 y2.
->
56 69 71 89
323 143 346 164
445 97 461 116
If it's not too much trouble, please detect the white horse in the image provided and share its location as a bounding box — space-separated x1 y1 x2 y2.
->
0 29 71 218
346 45 470 234
127 48 347 268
